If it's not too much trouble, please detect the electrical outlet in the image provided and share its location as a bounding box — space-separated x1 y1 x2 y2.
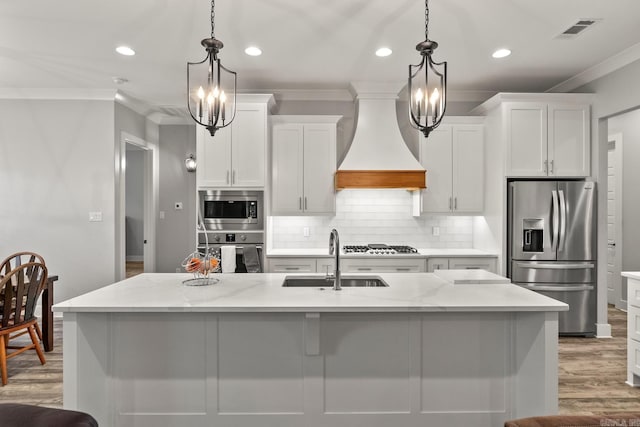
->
159 211 165 219
432 226 440 236
175 267 181 273
303 227 310 237
174 202 183 210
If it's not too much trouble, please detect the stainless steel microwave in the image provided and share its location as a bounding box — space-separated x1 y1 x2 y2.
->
199 190 263 231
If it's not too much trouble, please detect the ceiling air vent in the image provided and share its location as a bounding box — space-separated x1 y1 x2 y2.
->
556 19 600 39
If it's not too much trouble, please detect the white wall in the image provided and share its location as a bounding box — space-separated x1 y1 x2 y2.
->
125 149 145 260
269 190 474 249
157 124 197 273
573 58 640 334
0 99 115 303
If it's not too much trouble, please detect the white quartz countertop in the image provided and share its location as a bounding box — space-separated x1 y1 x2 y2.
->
266 248 498 258
622 271 640 280
53 273 567 313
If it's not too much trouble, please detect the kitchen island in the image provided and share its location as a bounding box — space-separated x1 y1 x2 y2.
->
54 272 567 427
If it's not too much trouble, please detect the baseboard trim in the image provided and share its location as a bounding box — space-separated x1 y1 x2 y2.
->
126 256 144 262
596 323 612 338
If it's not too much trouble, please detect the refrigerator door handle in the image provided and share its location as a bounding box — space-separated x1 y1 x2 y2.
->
517 283 595 292
558 189 567 252
551 190 559 252
514 262 595 269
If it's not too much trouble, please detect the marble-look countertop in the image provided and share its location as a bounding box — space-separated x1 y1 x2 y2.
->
266 248 498 258
622 271 640 280
434 269 511 284
53 272 567 313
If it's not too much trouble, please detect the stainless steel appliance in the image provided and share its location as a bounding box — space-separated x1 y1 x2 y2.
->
198 232 263 273
343 244 419 255
198 190 263 231
507 180 597 336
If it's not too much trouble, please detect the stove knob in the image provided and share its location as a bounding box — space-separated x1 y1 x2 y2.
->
240 235 247 241
214 235 221 242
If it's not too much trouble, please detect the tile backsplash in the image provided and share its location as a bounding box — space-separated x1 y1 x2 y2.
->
268 190 474 249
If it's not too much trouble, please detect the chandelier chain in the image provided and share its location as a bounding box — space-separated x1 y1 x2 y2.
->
424 0 429 40
210 0 216 38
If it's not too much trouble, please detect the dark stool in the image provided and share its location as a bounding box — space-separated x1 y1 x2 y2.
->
0 403 98 427
505 413 640 427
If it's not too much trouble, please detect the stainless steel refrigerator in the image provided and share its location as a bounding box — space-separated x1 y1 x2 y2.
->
507 180 597 336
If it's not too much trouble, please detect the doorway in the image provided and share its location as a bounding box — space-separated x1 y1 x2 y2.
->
116 132 158 281
607 133 624 310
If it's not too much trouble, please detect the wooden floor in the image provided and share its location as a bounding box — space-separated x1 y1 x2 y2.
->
126 261 144 278
1 305 639 415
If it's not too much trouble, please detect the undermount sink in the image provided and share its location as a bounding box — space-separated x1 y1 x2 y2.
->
282 275 389 288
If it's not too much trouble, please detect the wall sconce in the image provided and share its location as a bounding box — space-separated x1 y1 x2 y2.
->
185 154 197 172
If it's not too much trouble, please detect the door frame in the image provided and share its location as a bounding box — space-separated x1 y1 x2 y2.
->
608 133 624 309
116 131 158 280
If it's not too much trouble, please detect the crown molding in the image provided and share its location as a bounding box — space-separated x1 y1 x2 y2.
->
269 89 353 102
547 40 640 93
0 88 116 100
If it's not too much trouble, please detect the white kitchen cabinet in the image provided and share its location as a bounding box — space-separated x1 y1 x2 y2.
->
427 257 497 273
271 116 341 215
505 102 590 177
268 258 316 273
341 258 426 273
626 275 640 386
197 95 274 188
420 121 484 213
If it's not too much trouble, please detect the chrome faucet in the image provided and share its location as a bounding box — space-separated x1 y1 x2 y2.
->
327 229 341 290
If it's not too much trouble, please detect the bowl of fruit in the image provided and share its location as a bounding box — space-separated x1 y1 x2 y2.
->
181 250 220 286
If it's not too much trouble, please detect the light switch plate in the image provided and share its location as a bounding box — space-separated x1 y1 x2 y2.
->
432 226 440 236
303 226 310 237
89 211 103 222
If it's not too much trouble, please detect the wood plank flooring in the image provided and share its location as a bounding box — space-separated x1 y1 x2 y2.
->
126 261 144 278
0 305 638 415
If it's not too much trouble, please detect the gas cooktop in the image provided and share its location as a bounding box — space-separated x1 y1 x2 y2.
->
342 244 419 255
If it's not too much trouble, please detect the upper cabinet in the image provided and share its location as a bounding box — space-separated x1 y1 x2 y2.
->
505 102 590 177
271 116 341 215
197 94 274 188
419 119 484 213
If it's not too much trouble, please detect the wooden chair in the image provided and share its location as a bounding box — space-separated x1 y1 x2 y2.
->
0 252 46 341
0 262 48 385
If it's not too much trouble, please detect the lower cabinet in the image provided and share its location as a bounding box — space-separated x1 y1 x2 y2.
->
341 258 426 273
627 277 640 386
269 258 316 273
427 257 497 273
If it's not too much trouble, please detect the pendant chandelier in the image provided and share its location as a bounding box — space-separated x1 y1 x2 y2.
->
408 0 447 138
187 0 237 137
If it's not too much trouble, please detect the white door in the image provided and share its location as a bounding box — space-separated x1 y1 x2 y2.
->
272 124 304 214
196 124 232 187
232 104 266 187
452 125 484 212
548 104 590 177
303 124 336 214
505 102 547 177
421 125 453 213
608 134 625 309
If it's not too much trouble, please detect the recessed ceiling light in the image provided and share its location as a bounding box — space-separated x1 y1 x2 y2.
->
492 48 511 59
375 47 393 57
245 46 262 56
116 46 135 56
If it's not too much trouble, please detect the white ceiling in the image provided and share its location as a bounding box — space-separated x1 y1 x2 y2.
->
2 0 640 110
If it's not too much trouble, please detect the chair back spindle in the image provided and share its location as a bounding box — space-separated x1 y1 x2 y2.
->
0 263 47 329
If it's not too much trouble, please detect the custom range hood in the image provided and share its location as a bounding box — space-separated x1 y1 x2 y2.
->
335 82 426 190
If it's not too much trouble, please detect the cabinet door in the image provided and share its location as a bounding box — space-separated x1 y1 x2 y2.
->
448 257 497 273
421 125 453 213
231 104 266 187
505 103 548 177
272 124 304 214
427 258 449 272
548 104 590 177
196 123 232 187
452 125 484 212
303 124 336 214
